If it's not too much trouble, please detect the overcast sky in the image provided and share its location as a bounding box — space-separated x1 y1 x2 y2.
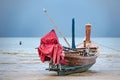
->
0 0 120 37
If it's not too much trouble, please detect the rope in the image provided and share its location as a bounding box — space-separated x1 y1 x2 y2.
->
43 8 70 47
93 41 120 52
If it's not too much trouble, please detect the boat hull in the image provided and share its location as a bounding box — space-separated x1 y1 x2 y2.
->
48 62 95 76
64 51 97 66
47 49 98 76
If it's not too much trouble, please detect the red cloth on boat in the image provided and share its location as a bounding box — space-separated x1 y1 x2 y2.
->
37 29 64 64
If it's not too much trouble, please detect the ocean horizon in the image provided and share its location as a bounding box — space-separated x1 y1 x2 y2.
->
0 37 119 54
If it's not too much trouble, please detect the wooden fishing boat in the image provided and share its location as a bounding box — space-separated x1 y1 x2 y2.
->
38 9 99 75
48 47 98 76
46 19 99 76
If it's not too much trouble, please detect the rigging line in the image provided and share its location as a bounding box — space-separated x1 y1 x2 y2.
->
43 8 70 47
93 41 120 52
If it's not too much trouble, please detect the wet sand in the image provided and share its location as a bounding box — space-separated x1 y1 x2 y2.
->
0 70 120 80
0 51 120 80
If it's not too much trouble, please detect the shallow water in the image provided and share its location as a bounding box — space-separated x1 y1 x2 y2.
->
0 51 120 80
0 37 120 80
0 50 120 73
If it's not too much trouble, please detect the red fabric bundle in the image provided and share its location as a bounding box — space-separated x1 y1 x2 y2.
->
37 29 64 64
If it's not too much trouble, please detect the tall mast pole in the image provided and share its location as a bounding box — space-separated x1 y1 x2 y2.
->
72 18 76 49
43 8 70 47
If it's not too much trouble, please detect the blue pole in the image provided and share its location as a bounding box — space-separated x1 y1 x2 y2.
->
72 18 76 49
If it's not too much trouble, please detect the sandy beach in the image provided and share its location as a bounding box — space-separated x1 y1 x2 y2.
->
0 51 120 80
0 70 120 80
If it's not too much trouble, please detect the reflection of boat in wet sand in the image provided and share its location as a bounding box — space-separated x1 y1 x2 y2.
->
37 18 99 76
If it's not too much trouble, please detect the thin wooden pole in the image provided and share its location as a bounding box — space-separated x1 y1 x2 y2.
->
43 8 70 47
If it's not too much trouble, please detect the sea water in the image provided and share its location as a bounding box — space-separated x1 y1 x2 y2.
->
0 37 119 53
0 37 120 74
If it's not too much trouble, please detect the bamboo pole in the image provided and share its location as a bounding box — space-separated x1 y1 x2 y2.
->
43 8 70 47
